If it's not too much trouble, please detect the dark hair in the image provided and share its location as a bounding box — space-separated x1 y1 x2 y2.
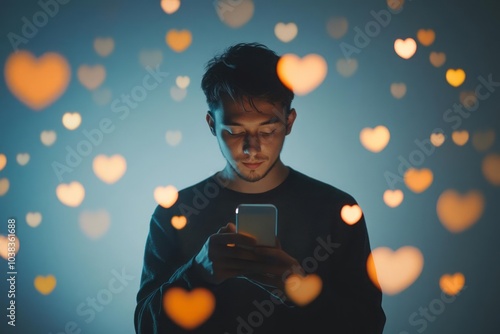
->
201 42 294 115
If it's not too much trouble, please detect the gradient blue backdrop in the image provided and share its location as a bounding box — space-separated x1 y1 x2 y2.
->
1 0 499 333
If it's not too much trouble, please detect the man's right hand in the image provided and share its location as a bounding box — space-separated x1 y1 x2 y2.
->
192 222 259 285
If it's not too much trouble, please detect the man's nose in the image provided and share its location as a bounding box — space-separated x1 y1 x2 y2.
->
242 133 261 154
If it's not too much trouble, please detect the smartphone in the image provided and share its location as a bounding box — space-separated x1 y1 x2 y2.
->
235 204 277 247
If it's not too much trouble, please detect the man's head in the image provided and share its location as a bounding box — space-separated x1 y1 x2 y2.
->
201 42 294 115
201 43 297 184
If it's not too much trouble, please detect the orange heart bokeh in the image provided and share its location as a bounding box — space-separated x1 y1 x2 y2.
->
446 68 466 87
359 125 390 153
482 153 500 185
277 53 327 95
404 168 433 193
439 273 465 296
163 287 215 330
154 185 179 208
340 204 362 225
383 189 404 208
367 246 424 295
284 274 322 306
171 215 187 229
34 275 57 295
436 189 484 233
394 38 417 59
5 51 71 110
92 154 127 184
429 52 446 67
165 29 192 52
416 29 435 46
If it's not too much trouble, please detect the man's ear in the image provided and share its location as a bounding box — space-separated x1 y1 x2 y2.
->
206 112 216 136
285 108 297 135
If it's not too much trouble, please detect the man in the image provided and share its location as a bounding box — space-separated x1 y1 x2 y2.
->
135 42 386 333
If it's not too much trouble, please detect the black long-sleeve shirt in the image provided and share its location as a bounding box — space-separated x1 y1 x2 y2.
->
135 167 386 333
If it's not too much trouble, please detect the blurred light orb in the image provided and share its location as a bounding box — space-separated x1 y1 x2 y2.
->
161 0 181 14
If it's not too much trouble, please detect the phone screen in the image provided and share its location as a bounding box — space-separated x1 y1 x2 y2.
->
236 204 277 247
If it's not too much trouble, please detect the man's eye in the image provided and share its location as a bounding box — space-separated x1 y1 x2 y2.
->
228 131 245 136
259 129 276 136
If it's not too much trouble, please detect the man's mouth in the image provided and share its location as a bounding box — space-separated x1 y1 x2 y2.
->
242 161 264 169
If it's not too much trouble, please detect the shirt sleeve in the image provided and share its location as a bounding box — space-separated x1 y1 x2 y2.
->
133 208 217 334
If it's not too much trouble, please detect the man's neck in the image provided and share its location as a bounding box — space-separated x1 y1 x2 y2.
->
218 161 290 194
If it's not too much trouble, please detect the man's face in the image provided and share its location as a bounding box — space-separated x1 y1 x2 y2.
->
207 97 296 183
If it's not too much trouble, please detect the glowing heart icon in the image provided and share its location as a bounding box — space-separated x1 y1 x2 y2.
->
277 53 328 95
216 0 254 28
93 37 114 57
383 189 404 208
416 29 435 46
26 212 42 228
154 185 179 208
429 52 446 67
0 178 10 196
5 51 71 110
472 130 494 152
166 29 192 52
436 189 484 233
459 91 477 109
16 153 30 166
161 0 181 14
360 125 390 153
340 204 362 225
326 17 348 39
79 210 111 239
56 181 85 207
394 38 417 59
439 273 465 296
336 58 358 78
390 83 407 99
0 234 19 260
387 0 405 11
170 86 187 101
163 287 215 330
139 50 163 68
41 130 57 146
77 65 106 90
92 88 112 106
404 168 433 193
452 130 469 146
274 22 298 43
166 130 182 146
171 215 187 230
446 69 466 87
285 274 322 306
62 112 82 130
175 76 190 89
34 275 57 295
367 246 424 295
93 154 127 184
0 154 6 171
430 132 445 147
482 153 500 186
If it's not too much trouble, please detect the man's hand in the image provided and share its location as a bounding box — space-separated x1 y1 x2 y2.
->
192 223 304 290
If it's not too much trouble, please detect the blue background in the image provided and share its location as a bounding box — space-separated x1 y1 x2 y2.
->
1 0 499 333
